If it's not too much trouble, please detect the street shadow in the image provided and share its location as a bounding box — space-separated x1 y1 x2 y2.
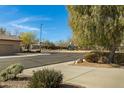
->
59 83 86 88
0 85 9 88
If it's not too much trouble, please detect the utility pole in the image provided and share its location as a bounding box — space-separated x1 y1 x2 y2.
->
40 24 43 52
14 28 19 36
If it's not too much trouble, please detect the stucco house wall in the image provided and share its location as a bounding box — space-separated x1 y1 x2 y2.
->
0 35 21 56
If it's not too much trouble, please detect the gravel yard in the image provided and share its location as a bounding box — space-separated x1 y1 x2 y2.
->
0 77 82 88
0 77 29 88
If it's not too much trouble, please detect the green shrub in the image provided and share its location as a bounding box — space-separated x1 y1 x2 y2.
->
114 53 124 64
84 52 100 63
28 68 63 88
97 52 124 64
0 63 24 81
85 50 124 64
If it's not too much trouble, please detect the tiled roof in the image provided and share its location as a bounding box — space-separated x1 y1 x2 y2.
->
0 35 21 41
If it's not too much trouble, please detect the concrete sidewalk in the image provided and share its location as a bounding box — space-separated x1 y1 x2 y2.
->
21 61 124 88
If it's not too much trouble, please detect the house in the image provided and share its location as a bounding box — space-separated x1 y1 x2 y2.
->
0 35 21 56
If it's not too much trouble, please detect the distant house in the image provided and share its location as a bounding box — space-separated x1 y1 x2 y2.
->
0 35 21 56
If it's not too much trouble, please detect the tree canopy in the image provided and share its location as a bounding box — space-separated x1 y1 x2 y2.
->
19 32 37 51
67 6 124 49
67 5 124 63
0 28 10 35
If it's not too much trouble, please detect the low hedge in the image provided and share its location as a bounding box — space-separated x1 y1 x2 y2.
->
84 50 124 64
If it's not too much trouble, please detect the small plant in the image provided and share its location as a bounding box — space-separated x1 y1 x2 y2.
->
84 52 100 63
0 63 24 81
28 68 63 88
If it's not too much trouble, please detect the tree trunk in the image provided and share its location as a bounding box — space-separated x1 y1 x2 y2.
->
108 46 116 64
27 44 31 52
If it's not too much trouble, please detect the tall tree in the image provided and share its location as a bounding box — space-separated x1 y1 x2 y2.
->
0 28 7 35
67 5 124 63
56 40 70 47
19 32 37 52
42 40 55 49
0 27 12 35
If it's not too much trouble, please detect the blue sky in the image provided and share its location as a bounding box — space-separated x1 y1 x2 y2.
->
0 5 72 42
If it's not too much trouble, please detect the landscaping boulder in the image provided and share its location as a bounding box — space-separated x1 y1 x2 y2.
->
74 58 84 64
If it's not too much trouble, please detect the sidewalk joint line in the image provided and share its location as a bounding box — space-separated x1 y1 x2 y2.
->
64 69 95 82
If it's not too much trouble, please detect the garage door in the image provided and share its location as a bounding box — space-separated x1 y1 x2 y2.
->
0 44 15 56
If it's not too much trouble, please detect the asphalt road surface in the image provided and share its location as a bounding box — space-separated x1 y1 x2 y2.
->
0 52 83 70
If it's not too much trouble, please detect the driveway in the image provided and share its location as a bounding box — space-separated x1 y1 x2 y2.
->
22 62 124 88
0 52 83 70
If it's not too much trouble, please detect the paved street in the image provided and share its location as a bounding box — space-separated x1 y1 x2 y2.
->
0 52 83 70
0 52 124 88
22 62 124 88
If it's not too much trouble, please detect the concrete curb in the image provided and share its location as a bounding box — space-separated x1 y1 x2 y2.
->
21 61 75 76
0 53 50 59
42 50 91 53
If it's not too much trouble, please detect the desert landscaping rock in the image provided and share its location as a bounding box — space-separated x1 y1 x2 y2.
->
0 80 29 88
74 58 84 64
